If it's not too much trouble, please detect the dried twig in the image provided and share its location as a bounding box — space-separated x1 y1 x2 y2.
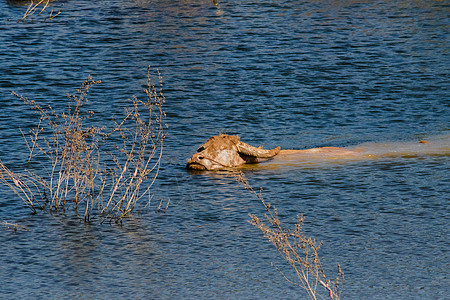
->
1 221 30 232
1 67 166 223
15 0 61 23
237 172 344 300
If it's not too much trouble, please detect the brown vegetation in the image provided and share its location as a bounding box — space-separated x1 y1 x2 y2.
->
237 172 344 300
0 66 166 223
9 0 61 22
1 221 29 232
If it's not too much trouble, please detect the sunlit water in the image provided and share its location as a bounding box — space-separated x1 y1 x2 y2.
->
0 1 449 299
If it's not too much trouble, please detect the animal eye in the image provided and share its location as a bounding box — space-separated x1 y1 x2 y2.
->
197 146 205 152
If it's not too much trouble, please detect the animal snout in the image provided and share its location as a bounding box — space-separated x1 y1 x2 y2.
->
187 153 208 165
192 153 205 161
187 152 209 170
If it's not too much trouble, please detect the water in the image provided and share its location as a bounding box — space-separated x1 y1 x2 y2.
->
0 0 449 299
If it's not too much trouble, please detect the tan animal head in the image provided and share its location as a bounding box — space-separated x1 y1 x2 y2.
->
187 134 280 170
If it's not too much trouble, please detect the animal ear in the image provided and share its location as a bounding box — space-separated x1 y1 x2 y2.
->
229 135 241 143
237 141 280 158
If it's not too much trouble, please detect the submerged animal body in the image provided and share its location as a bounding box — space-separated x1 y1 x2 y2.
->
186 134 360 170
187 134 449 171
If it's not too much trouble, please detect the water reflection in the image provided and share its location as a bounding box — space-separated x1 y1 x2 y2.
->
54 216 166 294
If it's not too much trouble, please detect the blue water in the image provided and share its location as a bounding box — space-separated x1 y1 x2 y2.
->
0 0 449 299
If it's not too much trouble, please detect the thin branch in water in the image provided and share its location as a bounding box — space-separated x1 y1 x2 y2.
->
1 221 30 232
237 172 344 300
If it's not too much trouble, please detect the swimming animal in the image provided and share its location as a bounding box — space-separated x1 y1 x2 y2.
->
186 134 361 170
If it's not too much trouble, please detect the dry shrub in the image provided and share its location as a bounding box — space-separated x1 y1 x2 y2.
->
237 172 344 300
0 66 166 223
1 221 30 232
9 0 61 23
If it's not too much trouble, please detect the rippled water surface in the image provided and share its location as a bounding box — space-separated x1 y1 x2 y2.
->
0 1 449 299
